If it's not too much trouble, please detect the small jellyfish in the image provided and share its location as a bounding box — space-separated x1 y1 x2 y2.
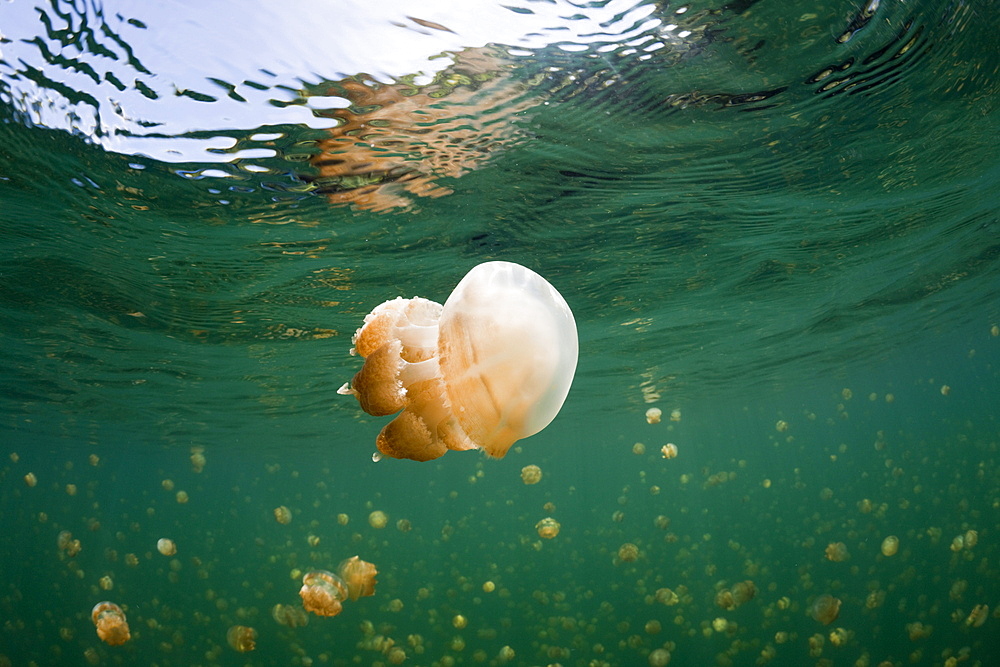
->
881 535 899 557
645 407 662 424
966 604 989 628
648 648 671 666
274 506 292 524
536 517 560 539
660 443 678 459
368 510 388 529
24 472 37 487
825 542 849 562
226 625 257 652
809 594 842 625
92 602 130 645
271 603 309 627
300 570 349 617
339 261 578 461
521 464 542 485
338 556 378 600
617 543 640 562
157 538 176 556
731 580 757 607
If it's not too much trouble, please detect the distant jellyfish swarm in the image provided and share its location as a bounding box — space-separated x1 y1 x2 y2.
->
339 261 578 462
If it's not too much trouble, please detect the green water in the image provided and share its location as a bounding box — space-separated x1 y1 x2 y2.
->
1 0 999 665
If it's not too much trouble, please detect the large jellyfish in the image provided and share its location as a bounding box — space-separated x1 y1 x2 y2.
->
91 602 130 646
339 261 578 461
299 570 349 617
338 556 378 600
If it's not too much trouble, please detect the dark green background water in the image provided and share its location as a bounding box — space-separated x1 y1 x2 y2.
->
1 0 998 665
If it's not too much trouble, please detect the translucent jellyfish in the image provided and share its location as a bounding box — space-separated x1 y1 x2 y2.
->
339 261 578 461
300 570 349 617
809 594 842 625
824 541 849 562
881 535 899 557
91 602 131 646
536 517 560 539
274 506 292 524
645 407 662 424
271 603 309 627
226 625 257 652
521 464 542 485
368 510 388 529
338 556 378 600
660 443 678 459
157 538 176 556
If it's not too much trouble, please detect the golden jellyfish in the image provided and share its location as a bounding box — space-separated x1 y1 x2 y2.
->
660 443 678 459
368 510 388 529
809 594 842 625
299 570 349 617
338 261 578 461
966 604 989 628
731 580 757 607
338 556 378 600
274 505 292 524
617 542 640 562
91 602 130 646
226 625 257 652
881 535 899 557
271 603 309 627
648 648 671 666
536 517 560 539
521 464 543 485
157 538 176 556
645 407 662 424
825 541 849 562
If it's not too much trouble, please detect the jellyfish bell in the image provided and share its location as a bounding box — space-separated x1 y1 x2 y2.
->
91 602 130 646
809 594 842 625
338 556 378 601
340 261 578 461
300 570 349 617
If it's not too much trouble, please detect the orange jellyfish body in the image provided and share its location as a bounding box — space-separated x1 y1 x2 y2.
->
226 625 257 652
338 556 378 601
536 517 560 539
339 261 578 462
91 602 130 646
300 570 349 617
810 594 842 625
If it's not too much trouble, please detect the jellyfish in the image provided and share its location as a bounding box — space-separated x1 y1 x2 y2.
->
91 602 130 645
274 506 292 525
157 538 176 556
809 594 842 625
226 625 257 652
824 541 849 562
536 517 560 539
521 464 543 485
271 603 309 627
338 556 378 600
339 261 578 461
300 570 349 617
881 535 899 557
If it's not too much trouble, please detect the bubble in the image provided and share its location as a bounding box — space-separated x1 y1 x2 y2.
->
339 261 578 461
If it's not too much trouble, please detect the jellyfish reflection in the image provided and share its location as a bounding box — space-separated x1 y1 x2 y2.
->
300 570 349 617
338 556 378 601
339 261 578 461
91 602 130 646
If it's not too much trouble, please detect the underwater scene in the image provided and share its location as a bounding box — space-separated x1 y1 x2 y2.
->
1 0 999 665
